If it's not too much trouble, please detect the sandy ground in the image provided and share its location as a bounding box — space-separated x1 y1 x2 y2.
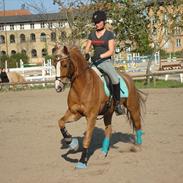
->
0 88 183 183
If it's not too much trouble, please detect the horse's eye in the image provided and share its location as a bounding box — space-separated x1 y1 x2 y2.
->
56 56 60 60
61 62 67 68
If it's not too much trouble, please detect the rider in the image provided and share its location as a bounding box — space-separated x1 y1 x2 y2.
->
85 10 125 115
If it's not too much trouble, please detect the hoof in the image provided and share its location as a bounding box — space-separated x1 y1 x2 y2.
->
69 138 79 151
75 162 87 169
101 149 108 157
101 138 110 156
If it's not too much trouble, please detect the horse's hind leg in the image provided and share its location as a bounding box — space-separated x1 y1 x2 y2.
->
101 112 113 155
58 109 81 149
129 108 143 145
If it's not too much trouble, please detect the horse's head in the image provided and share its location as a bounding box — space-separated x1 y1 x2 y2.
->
53 45 73 92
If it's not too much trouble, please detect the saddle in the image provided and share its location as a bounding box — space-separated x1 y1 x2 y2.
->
91 65 128 115
91 66 128 98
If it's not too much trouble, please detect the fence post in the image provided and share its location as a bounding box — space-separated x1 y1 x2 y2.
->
180 73 183 83
42 59 46 87
153 76 156 87
165 74 169 81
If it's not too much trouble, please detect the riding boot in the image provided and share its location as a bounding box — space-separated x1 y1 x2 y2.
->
113 83 125 115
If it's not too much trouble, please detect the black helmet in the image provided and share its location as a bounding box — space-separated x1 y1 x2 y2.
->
92 10 107 24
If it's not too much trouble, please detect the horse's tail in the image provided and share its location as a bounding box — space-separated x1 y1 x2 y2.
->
127 88 148 131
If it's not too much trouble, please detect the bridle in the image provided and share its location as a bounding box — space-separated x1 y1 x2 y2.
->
55 54 90 84
55 54 73 83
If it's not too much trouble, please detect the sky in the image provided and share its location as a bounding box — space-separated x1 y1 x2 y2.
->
0 0 60 13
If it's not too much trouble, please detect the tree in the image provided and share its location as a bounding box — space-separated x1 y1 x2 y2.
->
0 53 29 68
91 0 183 83
53 0 93 45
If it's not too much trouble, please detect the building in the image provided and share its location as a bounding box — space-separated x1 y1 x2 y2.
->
0 9 69 64
147 0 183 54
0 3 182 65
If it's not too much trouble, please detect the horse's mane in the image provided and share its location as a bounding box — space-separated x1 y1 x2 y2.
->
69 46 88 70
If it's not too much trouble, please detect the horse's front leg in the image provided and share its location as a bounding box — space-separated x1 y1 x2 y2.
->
58 109 81 150
75 115 96 169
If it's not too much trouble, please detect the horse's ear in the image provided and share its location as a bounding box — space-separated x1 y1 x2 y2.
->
63 46 69 55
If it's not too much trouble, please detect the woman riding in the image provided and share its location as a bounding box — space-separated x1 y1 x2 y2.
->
85 10 125 115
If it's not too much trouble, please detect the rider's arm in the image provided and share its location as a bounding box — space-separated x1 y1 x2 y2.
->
84 40 92 61
85 40 92 54
100 39 115 59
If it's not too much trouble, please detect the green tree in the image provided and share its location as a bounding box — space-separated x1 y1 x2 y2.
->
0 53 29 68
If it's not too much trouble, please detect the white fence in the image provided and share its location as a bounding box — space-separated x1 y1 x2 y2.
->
8 59 55 82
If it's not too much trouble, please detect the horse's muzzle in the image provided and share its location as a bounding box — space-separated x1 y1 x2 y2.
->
55 80 64 92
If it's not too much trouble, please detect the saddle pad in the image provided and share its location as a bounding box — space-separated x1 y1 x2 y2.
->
92 66 128 98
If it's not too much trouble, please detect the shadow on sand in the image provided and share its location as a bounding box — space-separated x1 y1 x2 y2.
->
60 127 135 164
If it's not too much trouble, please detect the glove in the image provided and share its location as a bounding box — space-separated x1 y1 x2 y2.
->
85 53 90 61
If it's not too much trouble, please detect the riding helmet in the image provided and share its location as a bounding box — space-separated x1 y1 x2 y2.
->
92 10 107 24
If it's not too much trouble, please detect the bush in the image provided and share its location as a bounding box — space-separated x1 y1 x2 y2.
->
173 50 183 58
160 49 169 59
0 53 29 68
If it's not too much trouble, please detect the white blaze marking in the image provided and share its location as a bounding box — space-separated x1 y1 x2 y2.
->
56 61 61 78
55 61 61 90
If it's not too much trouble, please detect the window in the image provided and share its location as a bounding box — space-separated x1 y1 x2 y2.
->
42 48 47 57
40 22 45 28
176 39 181 48
31 49 37 57
174 27 182 36
20 34 26 43
0 25 4 31
10 24 14 30
40 32 46 42
60 31 66 40
30 23 34 29
30 33 36 42
0 35 5 44
51 32 56 41
11 50 16 55
20 24 24 30
0 51 6 55
163 40 169 49
10 34 15 43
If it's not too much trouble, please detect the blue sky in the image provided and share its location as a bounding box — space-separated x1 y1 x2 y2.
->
0 0 59 13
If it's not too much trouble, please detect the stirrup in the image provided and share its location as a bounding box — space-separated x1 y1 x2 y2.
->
115 104 125 115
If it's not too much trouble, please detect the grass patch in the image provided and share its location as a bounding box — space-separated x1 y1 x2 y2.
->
135 79 183 89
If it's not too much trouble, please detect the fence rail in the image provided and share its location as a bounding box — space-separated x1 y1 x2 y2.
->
1 69 183 88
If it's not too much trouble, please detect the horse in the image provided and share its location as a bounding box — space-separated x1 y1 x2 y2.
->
0 69 26 90
53 45 146 169
7 71 26 83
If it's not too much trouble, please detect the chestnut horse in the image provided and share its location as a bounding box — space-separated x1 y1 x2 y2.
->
53 45 145 169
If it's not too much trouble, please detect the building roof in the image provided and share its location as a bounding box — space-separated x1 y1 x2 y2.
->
0 12 66 24
0 9 32 16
